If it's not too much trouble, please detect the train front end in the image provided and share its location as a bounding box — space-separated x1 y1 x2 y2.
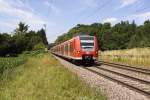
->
79 35 98 64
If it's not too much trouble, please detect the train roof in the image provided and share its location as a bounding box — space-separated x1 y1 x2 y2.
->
52 35 95 49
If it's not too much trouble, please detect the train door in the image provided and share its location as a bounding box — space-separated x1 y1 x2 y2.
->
64 43 68 56
61 45 63 55
67 43 69 56
64 44 66 55
68 42 70 56
62 45 64 55
63 44 65 55
70 42 73 57
73 39 76 57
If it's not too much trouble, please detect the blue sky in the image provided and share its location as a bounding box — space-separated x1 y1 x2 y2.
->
0 0 150 43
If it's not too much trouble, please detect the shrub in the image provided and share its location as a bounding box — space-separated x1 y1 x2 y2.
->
33 42 45 51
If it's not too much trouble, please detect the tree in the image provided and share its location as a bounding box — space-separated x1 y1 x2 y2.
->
0 33 12 56
0 22 48 56
54 20 150 51
14 22 29 35
37 28 48 45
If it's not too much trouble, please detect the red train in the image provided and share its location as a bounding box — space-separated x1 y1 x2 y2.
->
51 35 98 64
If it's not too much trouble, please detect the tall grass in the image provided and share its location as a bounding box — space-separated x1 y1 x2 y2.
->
0 57 27 75
0 53 106 100
99 48 150 68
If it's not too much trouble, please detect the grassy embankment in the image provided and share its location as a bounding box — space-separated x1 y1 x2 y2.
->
99 48 150 69
0 52 106 100
0 56 27 77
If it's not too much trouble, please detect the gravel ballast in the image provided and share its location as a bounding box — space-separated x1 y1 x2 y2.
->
54 55 149 100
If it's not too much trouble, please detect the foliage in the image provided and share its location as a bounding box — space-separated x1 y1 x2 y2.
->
48 43 55 49
33 42 45 51
55 20 150 51
37 28 48 45
14 22 29 35
0 22 48 56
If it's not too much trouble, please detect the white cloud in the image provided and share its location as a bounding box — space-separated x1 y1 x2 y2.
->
0 0 46 30
101 12 150 25
80 0 98 8
109 11 150 25
117 0 141 9
44 0 51 7
50 4 60 14
131 11 150 20
0 21 16 29
43 0 60 14
126 11 150 24
102 17 118 23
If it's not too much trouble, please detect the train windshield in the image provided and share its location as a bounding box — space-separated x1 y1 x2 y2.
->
80 36 94 50
80 36 94 40
80 43 94 46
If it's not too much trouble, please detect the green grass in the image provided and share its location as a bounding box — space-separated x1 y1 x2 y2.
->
0 56 27 75
0 53 106 100
99 48 150 69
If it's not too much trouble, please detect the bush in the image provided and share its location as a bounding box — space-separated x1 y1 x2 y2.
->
33 42 45 51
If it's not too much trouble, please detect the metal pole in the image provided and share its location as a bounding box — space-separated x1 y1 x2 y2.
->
44 24 46 33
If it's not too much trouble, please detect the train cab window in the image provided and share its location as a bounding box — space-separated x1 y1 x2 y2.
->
80 36 94 50
81 43 94 46
80 36 94 40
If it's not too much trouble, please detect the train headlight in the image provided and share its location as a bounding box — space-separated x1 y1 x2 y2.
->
96 51 98 54
77 51 80 54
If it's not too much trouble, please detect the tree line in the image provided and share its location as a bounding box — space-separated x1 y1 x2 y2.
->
54 20 150 51
0 22 48 56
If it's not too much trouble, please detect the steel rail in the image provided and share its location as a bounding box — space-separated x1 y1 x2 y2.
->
52 54 150 97
94 66 150 84
98 60 150 75
83 67 150 98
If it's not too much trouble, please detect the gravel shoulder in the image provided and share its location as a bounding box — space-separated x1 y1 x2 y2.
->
54 55 149 100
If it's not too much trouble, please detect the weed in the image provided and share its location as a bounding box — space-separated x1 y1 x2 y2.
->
99 48 150 68
0 54 106 100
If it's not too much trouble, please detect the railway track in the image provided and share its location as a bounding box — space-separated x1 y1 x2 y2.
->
53 54 150 98
82 60 150 97
84 67 150 98
98 60 150 75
